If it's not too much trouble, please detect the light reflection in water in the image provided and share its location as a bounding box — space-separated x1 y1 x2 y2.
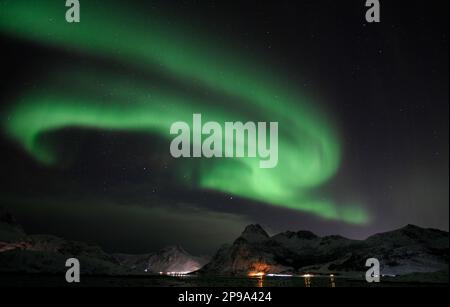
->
302 274 313 287
304 276 312 287
250 274 337 287
257 277 264 288
330 274 336 287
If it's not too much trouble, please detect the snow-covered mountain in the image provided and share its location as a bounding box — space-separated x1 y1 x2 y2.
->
1 207 447 278
114 245 209 274
0 208 207 275
0 209 125 275
200 224 449 277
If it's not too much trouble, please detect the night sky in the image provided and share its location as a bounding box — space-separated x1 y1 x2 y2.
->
0 0 448 255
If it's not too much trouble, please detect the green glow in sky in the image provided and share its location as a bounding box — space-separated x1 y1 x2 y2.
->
0 0 369 224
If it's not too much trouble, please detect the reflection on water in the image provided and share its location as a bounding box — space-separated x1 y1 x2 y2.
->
330 274 336 288
251 274 338 288
249 276 265 287
302 274 313 287
257 277 264 288
304 276 312 287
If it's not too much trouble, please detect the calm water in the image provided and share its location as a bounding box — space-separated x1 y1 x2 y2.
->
1 273 441 287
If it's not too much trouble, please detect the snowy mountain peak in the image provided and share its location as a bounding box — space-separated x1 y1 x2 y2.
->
200 224 449 277
278 230 318 240
240 224 269 242
161 245 187 254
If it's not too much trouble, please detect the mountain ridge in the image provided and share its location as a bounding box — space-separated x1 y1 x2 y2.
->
0 209 448 278
199 223 449 277
0 208 207 275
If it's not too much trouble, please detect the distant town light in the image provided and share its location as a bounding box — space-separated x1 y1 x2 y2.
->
248 272 266 277
166 271 190 276
266 273 293 277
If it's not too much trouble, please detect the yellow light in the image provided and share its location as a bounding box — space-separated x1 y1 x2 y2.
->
248 272 266 277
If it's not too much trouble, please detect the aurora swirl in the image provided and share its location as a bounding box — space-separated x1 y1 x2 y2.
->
0 0 369 224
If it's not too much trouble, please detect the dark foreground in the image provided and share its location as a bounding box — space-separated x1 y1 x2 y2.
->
0 273 448 287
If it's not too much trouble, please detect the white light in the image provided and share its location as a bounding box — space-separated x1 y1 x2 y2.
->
267 274 293 277
166 271 190 276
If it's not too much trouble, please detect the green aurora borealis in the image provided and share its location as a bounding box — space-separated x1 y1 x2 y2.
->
0 0 369 224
